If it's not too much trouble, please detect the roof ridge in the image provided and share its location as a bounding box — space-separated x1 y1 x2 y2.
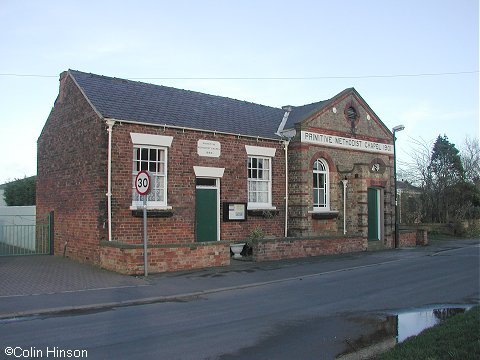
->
68 69 283 111
292 99 329 108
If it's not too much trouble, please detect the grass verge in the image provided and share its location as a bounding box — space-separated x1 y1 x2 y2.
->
376 305 480 360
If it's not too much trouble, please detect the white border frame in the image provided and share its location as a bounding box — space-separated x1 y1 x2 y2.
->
129 132 174 210
245 145 276 157
130 133 173 147
312 158 331 212
193 166 225 178
301 131 393 155
247 155 276 210
195 177 221 242
130 146 170 210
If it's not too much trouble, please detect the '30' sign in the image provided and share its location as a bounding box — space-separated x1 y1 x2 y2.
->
135 171 151 195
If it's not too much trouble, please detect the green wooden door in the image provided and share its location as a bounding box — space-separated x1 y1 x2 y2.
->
195 188 218 242
368 188 379 241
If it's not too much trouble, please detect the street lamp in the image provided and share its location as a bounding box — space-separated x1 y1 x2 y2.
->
392 125 405 248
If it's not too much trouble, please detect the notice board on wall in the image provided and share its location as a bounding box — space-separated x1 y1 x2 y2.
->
223 202 247 222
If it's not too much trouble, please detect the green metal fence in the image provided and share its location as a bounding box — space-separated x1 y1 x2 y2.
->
0 213 52 256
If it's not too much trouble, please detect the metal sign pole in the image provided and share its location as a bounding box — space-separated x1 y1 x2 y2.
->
143 194 148 277
135 170 151 277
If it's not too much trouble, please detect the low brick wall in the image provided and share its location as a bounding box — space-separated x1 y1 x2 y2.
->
415 229 428 246
399 228 428 247
99 241 230 275
399 230 416 247
252 235 367 262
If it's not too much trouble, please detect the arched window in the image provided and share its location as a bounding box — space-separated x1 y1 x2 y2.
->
313 158 330 211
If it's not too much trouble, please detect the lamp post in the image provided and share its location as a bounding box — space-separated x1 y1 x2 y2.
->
341 178 348 235
392 125 405 248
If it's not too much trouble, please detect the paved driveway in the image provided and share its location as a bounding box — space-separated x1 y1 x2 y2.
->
0 255 148 297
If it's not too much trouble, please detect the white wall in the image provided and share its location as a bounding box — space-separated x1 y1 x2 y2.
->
0 206 36 251
0 189 6 207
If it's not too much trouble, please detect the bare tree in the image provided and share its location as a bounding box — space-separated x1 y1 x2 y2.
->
461 136 480 185
398 136 434 222
398 135 479 225
398 136 434 188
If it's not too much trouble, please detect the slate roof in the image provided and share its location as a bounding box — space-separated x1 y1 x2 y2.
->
283 88 361 130
69 70 285 139
283 100 328 130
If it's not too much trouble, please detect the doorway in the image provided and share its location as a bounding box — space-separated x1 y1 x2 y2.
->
367 187 383 241
195 178 219 242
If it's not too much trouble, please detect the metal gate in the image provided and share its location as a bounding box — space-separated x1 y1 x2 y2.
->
0 212 53 256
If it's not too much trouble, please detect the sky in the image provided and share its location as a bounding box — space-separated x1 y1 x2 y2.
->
0 0 478 184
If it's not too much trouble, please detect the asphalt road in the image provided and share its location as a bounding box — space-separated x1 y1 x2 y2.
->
0 244 478 360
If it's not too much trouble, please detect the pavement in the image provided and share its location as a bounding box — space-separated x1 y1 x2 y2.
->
0 238 478 320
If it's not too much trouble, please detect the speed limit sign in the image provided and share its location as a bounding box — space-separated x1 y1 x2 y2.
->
135 170 151 195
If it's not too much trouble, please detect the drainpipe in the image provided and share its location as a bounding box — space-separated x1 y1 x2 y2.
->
341 179 348 234
106 119 116 242
284 140 290 237
277 105 293 238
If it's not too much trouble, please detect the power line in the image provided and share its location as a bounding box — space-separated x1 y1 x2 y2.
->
129 71 479 80
0 70 477 80
0 73 57 78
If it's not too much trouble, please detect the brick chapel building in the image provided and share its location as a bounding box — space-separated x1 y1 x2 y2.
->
37 70 398 274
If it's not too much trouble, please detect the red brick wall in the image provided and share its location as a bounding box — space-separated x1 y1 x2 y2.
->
288 141 394 239
399 230 416 247
37 72 106 263
38 72 287 271
253 236 367 262
288 92 395 246
416 229 428 246
399 228 428 247
109 123 286 245
99 241 230 275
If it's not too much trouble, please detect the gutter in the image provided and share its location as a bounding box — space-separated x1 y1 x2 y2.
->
108 118 283 143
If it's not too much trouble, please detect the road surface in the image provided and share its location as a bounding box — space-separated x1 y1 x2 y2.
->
1 242 478 359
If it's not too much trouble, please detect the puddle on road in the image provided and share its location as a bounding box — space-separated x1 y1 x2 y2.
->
337 304 474 360
396 306 471 343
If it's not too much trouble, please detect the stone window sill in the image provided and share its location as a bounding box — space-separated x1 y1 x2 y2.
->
131 207 173 218
247 208 279 218
308 210 339 219
130 205 172 211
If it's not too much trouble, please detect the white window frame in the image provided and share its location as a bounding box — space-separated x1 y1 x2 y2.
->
247 155 274 209
131 145 168 208
130 133 173 210
245 145 276 210
312 158 330 212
